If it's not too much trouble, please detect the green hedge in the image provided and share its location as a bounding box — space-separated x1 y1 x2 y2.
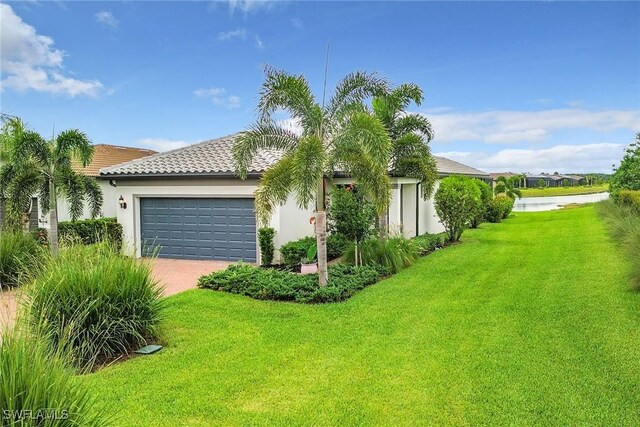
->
412 232 448 254
615 190 640 213
58 218 122 249
485 195 515 223
198 263 386 303
279 233 350 268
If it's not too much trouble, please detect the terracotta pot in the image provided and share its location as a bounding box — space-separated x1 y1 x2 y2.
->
300 263 318 274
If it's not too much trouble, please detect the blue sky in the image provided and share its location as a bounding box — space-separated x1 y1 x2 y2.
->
1 0 639 173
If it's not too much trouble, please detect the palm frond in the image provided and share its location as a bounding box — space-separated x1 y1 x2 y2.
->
290 135 326 209
253 153 296 225
233 122 300 179
57 169 85 221
327 71 388 120
392 133 438 198
4 167 42 227
82 175 103 218
391 83 424 108
258 66 322 131
55 129 93 167
395 114 434 141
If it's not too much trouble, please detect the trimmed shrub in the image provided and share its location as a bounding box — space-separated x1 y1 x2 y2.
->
412 232 448 254
485 195 514 223
328 185 376 245
343 237 419 274
58 217 123 249
616 190 640 214
434 176 482 242
597 200 640 290
0 231 44 288
198 262 386 303
26 244 164 371
471 180 493 228
280 234 349 268
0 328 109 426
258 227 276 266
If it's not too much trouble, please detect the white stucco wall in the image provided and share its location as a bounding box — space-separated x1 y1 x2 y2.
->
418 180 446 234
57 180 118 222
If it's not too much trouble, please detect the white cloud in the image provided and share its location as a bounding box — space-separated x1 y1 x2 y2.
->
95 11 118 29
227 0 280 14
426 109 640 144
217 28 247 41
0 3 104 97
136 138 192 152
255 35 264 49
436 143 627 174
193 87 241 109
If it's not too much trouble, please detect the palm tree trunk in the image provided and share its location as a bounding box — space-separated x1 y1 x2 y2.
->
316 177 328 286
49 180 59 255
378 213 388 237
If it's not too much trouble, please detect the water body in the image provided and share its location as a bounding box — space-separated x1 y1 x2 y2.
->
513 192 610 212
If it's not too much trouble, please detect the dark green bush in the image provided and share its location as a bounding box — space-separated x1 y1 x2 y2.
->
198 262 386 303
412 232 448 254
434 176 482 242
328 186 376 244
258 227 276 266
0 231 44 288
471 180 493 228
26 244 164 371
610 132 640 195
58 217 123 249
485 195 515 223
616 190 640 214
343 237 419 274
0 328 109 426
280 234 349 267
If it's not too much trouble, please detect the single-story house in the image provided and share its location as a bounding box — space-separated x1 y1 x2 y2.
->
0 144 156 230
99 134 490 263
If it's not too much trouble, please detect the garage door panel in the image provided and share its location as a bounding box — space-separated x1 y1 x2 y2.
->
140 197 256 261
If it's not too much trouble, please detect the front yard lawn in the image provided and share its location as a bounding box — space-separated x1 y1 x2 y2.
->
84 206 640 425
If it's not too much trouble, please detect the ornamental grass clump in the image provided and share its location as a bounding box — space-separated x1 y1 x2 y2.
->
343 237 419 274
0 327 110 426
0 231 44 288
25 243 164 371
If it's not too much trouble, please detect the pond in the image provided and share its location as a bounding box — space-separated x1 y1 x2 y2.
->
513 192 609 212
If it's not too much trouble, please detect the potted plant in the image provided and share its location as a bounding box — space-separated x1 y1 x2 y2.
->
300 243 318 274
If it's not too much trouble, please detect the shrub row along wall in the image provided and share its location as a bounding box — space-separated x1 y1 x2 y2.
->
32 217 123 249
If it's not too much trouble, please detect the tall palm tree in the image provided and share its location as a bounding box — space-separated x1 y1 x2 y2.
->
372 83 438 234
495 175 523 200
0 117 103 253
233 66 391 286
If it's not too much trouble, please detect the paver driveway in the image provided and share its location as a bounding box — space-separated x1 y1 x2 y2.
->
0 258 232 333
147 258 232 296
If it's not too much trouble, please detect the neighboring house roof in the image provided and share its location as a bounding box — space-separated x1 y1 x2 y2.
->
433 156 490 178
99 134 489 179
74 144 157 177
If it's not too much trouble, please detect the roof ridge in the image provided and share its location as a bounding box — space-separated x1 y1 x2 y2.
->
99 133 241 175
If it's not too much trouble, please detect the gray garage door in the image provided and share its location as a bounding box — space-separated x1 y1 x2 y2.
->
140 197 256 261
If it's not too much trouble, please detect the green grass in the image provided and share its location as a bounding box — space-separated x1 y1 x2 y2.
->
84 206 640 425
520 184 609 197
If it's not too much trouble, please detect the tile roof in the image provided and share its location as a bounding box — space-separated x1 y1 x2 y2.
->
99 134 489 178
74 144 157 177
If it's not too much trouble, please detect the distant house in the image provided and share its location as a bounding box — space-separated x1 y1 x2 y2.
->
2 144 157 230
99 134 491 263
490 172 585 188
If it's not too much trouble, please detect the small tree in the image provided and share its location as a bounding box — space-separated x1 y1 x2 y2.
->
258 227 276 266
537 179 546 189
470 179 492 228
610 132 640 195
328 185 376 266
434 176 481 242
0 118 102 253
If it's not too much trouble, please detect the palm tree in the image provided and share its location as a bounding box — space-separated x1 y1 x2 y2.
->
233 66 391 286
495 175 523 200
372 83 438 234
0 117 103 253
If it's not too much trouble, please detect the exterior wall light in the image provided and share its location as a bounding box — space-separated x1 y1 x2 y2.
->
118 196 127 209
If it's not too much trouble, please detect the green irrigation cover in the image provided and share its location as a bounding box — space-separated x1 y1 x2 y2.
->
134 345 163 355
